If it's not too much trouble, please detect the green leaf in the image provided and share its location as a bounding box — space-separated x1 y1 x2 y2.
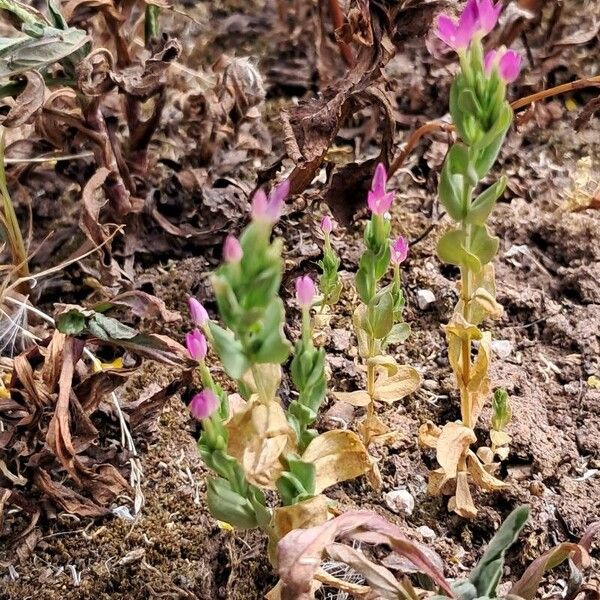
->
470 224 499 267
439 153 467 222
457 88 481 117
469 506 530 597
0 26 89 78
466 177 506 225
91 313 138 340
473 104 512 178
206 477 259 530
386 322 411 345
368 290 394 340
47 0 68 29
208 321 249 379
252 298 292 364
437 229 481 272
56 310 86 335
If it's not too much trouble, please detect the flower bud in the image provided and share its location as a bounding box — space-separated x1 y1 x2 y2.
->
189 389 219 420
188 297 208 327
186 329 207 361
251 179 290 223
321 215 334 234
223 235 243 263
295 275 316 308
391 236 409 264
367 163 394 215
485 48 521 83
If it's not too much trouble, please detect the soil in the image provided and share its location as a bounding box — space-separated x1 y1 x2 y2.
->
1 1 599 599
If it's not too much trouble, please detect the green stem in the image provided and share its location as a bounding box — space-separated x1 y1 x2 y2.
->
459 222 473 428
0 132 29 291
145 4 160 46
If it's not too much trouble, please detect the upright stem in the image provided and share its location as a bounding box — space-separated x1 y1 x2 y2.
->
366 336 376 423
0 133 29 292
459 222 473 428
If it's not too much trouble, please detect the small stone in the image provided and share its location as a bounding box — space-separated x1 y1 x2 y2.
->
417 525 436 540
384 489 414 516
491 339 513 359
416 289 436 310
529 481 544 496
422 379 439 391
330 328 351 351
322 401 355 430
563 382 580 395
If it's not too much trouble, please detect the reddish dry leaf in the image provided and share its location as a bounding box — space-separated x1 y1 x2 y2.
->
510 542 590 600
99 290 180 323
277 511 453 600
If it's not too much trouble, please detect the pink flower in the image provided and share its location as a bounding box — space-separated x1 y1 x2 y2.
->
188 297 208 327
186 329 207 361
436 0 502 51
189 389 218 420
223 235 243 263
484 48 521 82
295 275 316 308
367 163 394 215
251 179 291 223
321 215 334 234
391 236 409 264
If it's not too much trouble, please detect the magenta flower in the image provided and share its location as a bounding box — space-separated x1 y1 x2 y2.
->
251 179 290 223
391 236 409 265
189 389 218 420
436 0 502 51
367 163 394 215
188 297 208 327
223 235 243 263
484 48 521 82
295 275 316 308
321 215 334 234
186 329 207 361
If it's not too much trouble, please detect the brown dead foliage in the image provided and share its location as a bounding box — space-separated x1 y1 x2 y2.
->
0 325 188 559
280 0 445 223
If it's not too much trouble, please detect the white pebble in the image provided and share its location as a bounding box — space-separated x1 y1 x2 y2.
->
491 339 513 359
417 525 436 540
384 489 415 515
416 289 436 310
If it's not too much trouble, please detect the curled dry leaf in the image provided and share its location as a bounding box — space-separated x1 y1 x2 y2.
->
466 451 507 492
436 422 476 479
449 471 477 519
301 430 371 494
276 510 453 600
226 398 294 488
96 290 180 323
326 542 411 600
0 70 45 128
374 365 422 403
418 421 441 449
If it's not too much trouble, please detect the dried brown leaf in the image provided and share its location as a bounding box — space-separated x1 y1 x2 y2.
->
436 422 476 478
302 430 371 493
0 71 45 128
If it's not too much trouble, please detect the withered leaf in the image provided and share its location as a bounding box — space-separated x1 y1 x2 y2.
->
276 511 453 600
302 430 371 494
226 398 294 488
272 494 329 540
0 70 44 128
449 471 477 519
436 421 476 478
96 290 180 323
466 450 508 492
373 365 422 403
331 389 370 407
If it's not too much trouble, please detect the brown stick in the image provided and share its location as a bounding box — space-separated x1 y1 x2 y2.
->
510 74 600 110
388 121 454 175
326 0 354 67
